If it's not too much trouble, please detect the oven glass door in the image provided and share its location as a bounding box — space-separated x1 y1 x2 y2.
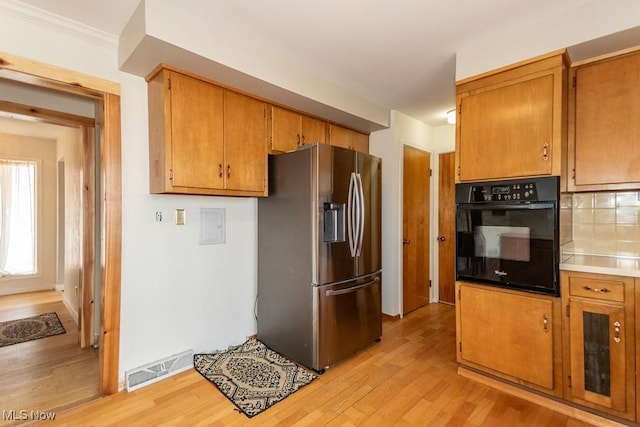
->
456 202 558 295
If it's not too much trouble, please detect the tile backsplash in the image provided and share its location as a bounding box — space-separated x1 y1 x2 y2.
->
569 191 640 258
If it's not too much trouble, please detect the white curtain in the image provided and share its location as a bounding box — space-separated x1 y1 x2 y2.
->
0 160 36 276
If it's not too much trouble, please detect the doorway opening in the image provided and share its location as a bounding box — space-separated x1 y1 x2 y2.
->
0 50 122 402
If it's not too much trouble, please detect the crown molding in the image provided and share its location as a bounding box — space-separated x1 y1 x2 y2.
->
0 0 118 50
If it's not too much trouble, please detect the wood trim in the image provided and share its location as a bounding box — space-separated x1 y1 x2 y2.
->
458 367 627 427
99 92 122 394
81 126 96 348
0 51 120 96
0 100 95 128
0 50 122 396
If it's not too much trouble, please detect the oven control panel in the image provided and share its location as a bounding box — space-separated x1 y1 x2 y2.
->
470 182 538 202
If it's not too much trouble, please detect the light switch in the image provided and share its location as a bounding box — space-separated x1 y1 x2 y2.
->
176 209 185 225
200 208 225 245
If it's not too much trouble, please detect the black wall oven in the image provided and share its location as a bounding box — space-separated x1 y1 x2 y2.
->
455 176 559 296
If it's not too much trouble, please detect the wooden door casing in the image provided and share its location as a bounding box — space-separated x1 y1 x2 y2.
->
402 146 430 314
438 152 456 304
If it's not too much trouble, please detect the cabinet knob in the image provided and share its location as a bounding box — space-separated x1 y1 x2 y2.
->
227 165 231 178
403 239 411 245
437 236 446 242
218 164 223 178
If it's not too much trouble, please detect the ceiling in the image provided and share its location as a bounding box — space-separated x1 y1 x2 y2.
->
11 0 630 127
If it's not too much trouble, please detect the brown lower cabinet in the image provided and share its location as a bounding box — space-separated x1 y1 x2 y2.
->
560 271 636 422
457 274 638 422
455 282 563 396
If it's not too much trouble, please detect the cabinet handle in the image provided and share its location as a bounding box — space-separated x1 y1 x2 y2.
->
582 286 610 293
614 321 621 343
297 133 301 146
542 142 549 161
227 165 231 178
543 314 549 333
218 164 223 178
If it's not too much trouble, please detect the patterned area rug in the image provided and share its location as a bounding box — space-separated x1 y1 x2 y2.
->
0 312 66 347
194 338 317 418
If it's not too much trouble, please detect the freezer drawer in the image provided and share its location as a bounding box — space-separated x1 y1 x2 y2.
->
315 273 382 370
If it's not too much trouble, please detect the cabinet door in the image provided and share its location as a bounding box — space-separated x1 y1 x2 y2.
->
169 71 224 189
301 115 327 146
329 124 369 152
224 91 267 193
569 299 626 412
458 75 554 181
271 106 301 153
572 51 640 189
458 284 554 389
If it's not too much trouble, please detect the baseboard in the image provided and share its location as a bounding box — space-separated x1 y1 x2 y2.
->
382 313 401 321
457 366 627 427
61 293 78 323
54 284 64 292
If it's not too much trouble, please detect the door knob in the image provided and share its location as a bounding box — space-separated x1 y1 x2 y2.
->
403 239 411 245
437 236 446 242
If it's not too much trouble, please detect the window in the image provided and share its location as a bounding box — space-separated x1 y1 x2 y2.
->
0 159 36 276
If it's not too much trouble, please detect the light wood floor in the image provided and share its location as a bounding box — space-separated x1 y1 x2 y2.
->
47 303 602 426
0 290 99 426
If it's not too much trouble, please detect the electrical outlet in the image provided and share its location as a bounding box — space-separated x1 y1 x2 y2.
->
176 209 185 225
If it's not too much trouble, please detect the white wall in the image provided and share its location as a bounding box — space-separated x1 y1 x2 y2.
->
370 111 435 316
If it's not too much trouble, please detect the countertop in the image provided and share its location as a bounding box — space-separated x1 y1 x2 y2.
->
560 254 640 278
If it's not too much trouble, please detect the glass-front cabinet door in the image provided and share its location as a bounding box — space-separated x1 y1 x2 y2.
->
569 299 626 412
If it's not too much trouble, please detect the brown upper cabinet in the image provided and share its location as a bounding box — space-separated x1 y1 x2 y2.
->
455 51 568 182
329 124 369 153
147 66 267 196
568 49 640 191
270 106 327 153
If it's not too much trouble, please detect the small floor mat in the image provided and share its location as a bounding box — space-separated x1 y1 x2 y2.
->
194 338 317 417
0 312 66 347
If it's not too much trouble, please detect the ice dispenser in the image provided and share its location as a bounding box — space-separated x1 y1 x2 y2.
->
323 202 345 242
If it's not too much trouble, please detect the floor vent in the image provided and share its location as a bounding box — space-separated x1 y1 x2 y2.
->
125 349 193 392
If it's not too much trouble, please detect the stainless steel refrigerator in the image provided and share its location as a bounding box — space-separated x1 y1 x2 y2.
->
257 143 382 372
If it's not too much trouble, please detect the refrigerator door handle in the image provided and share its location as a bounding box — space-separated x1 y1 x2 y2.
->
325 277 379 297
355 172 365 256
347 172 357 257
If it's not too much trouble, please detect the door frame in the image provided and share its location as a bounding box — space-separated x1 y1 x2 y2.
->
0 51 122 394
